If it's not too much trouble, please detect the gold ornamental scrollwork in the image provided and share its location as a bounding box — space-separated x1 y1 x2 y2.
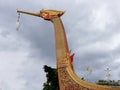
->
58 68 90 90
57 50 70 68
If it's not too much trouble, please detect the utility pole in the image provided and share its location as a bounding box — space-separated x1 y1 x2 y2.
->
105 67 111 81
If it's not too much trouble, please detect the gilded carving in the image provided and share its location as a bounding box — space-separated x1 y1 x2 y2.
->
57 50 70 68
58 67 90 90
17 9 120 90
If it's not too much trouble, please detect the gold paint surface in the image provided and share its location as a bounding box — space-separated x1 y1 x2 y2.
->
17 9 120 90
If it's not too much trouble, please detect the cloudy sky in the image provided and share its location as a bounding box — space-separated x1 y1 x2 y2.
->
0 0 120 90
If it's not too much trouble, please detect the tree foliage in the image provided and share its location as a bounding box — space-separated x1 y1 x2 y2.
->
43 65 59 90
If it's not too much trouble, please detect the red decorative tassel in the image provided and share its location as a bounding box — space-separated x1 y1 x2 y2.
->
70 53 75 63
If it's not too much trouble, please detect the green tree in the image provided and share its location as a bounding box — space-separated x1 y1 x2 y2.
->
43 65 59 90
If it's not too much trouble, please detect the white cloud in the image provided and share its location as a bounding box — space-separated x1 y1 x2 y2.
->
0 51 27 90
0 26 29 90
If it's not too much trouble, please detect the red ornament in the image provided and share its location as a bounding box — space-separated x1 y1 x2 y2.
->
70 53 75 63
44 12 50 19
